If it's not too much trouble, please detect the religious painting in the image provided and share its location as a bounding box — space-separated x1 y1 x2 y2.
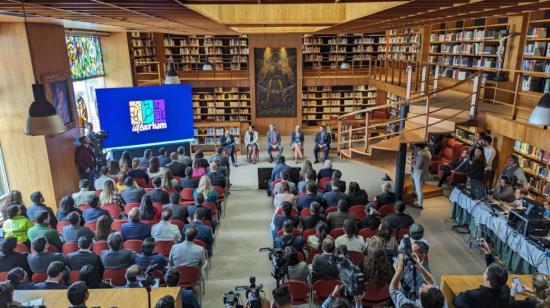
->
255 47 297 117
42 72 76 128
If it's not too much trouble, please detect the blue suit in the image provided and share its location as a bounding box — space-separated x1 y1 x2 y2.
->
314 132 331 162
121 221 151 240
184 221 214 256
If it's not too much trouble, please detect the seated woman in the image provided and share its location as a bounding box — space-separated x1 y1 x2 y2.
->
221 129 237 167
290 125 305 163
140 195 159 221
99 180 123 207
193 176 218 203
364 221 397 257
271 201 299 240
161 169 178 194
273 182 296 209
191 159 207 178
147 156 164 179
363 247 394 287
244 125 259 164
56 195 82 222
307 221 332 251
335 219 365 252
346 182 369 205
285 246 309 282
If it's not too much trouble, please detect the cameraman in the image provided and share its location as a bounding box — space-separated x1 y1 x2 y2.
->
390 254 445 308
399 241 431 296
321 285 365 308
75 136 96 187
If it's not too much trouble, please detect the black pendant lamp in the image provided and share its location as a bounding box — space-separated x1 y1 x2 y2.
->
164 56 180 85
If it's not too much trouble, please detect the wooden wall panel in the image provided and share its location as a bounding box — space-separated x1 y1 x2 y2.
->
101 32 134 88
249 34 302 135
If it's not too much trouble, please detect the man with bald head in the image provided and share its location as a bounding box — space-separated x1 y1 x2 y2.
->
206 162 226 188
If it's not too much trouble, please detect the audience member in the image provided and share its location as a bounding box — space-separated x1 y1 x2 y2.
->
453 263 511 308
210 147 230 171
322 179 347 208
27 237 65 273
121 208 151 240
67 281 89 308
0 237 31 275
382 200 414 229
298 169 314 194
271 201 300 239
169 226 206 268
186 193 213 223
135 238 167 271
274 170 297 195
148 157 164 179
500 155 528 188
364 247 394 287
271 156 290 182
108 159 122 178
82 196 110 223
273 182 296 209
27 191 58 229
27 210 63 250
194 150 210 169
57 195 82 222
165 152 186 178
158 147 171 167
162 170 180 197
163 192 187 222
155 295 176 308
274 220 303 251
179 167 199 189
67 236 103 273
100 232 135 269
326 199 355 229
346 182 368 205
272 285 292 308
146 177 170 205
125 264 142 288
370 182 396 209
3 205 33 244
297 182 324 212
72 179 97 206
193 176 218 203
79 264 112 289
151 209 181 242
312 237 339 280
358 205 381 231
438 149 469 187
1 190 27 221
323 170 346 193
307 221 331 251
164 269 200 308
139 149 153 168
119 151 132 171
285 246 309 282
128 158 149 183
94 215 112 241
0 281 19 307
6 267 33 290
364 221 398 257
94 167 112 190
191 159 206 178
140 194 159 220
317 160 335 180
491 176 515 203
300 160 316 182
183 208 214 256
177 146 192 166
206 162 226 188
33 261 66 290
267 124 283 163
120 177 146 203
301 201 326 230
335 219 365 252
99 179 123 207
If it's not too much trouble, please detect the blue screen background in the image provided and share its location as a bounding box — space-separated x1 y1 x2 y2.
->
96 84 194 150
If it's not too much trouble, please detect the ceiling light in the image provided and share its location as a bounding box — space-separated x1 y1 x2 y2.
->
528 93 550 127
164 57 180 85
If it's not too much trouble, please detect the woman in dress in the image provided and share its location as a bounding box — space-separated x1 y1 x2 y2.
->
290 125 305 163
244 125 259 164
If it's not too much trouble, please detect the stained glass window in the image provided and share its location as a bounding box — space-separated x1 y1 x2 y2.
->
65 35 105 81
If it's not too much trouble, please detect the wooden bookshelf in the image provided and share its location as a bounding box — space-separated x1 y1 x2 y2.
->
191 122 246 153
192 87 251 123
302 33 385 70
513 140 550 198
301 85 377 127
129 31 161 85
386 27 421 62
520 10 550 93
163 35 248 72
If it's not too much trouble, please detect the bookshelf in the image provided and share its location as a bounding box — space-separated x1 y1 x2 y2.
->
513 140 550 198
520 10 550 93
428 17 510 81
129 32 160 85
301 85 377 127
302 33 386 70
191 122 246 153
453 125 484 146
163 35 248 71
386 27 421 62
192 87 251 123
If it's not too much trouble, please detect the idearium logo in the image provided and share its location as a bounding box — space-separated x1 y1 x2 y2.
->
129 99 168 133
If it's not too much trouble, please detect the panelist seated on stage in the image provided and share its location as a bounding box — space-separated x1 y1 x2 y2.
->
220 129 237 167
244 125 259 164
489 176 515 203
267 124 283 163
313 125 331 164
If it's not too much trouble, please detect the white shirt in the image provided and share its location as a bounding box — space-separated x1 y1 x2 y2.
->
484 145 496 171
94 175 112 190
151 221 181 242
335 234 365 252
147 167 165 179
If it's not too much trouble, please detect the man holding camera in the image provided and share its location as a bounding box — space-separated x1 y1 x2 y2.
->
400 241 432 296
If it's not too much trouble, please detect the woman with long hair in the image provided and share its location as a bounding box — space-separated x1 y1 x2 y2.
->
140 195 158 220
147 156 164 178
290 125 305 163
95 215 112 241
335 219 365 252
273 182 296 209
119 151 132 171
300 160 316 181
99 180 123 207
194 176 218 203
191 159 206 178
364 221 397 256
363 247 394 287
162 169 178 194
2 190 26 220
116 172 128 191
285 246 309 282
346 182 369 205
108 160 121 177
56 195 82 222
307 221 332 251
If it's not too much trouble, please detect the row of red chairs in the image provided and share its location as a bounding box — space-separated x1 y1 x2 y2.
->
278 203 396 220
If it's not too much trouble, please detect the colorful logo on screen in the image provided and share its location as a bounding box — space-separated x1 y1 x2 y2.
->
129 99 168 133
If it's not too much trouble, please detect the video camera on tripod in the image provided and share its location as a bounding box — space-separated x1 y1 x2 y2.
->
260 247 288 286
223 277 264 308
330 246 365 298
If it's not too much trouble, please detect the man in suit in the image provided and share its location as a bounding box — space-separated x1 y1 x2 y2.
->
322 170 346 193
27 211 63 251
163 193 188 222
82 196 110 223
382 201 414 230
27 191 58 229
326 199 355 229
166 152 186 177
74 136 96 188
67 236 103 274
169 226 206 269
179 167 199 189
0 237 31 275
210 147 230 172
72 179 96 206
62 212 95 243
297 169 314 194
158 147 171 167
186 194 213 229
100 232 135 269
301 202 326 230
274 170 297 195
67 281 89 308
221 129 237 167
206 162 226 188
412 143 432 209
312 238 339 281
267 124 283 163
120 177 146 204
297 182 324 212
121 208 151 241
322 179 348 208
177 146 193 167
438 149 470 187
271 156 290 181
370 182 397 210
147 177 170 204
313 125 331 164
183 208 214 256
33 261 66 290
139 149 153 168
27 237 65 274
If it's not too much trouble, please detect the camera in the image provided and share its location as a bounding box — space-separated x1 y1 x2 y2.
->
260 247 288 282
401 235 415 266
223 291 243 308
140 264 158 289
330 247 365 298
234 277 264 308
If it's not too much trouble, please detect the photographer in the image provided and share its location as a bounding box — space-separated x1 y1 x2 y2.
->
399 241 431 296
389 254 444 308
321 285 365 308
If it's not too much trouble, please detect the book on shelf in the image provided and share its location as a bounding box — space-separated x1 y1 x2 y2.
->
528 27 548 39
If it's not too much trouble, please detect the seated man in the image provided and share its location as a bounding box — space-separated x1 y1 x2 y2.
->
490 176 515 203
177 146 192 167
94 167 112 190
179 167 199 189
33 261 66 290
164 269 201 308
206 162 226 188
322 179 348 208
183 208 214 256
27 191 58 229
146 177 170 204
317 160 335 180
67 236 103 274
382 200 414 230
297 182 324 212
27 237 65 274
274 220 303 251
72 179 97 206
438 149 470 187
186 194 213 224
358 206 381 231
453 263 510 308
135 238 167 271
121 208 151 241
27 210 63 251
128 158 149 184
67 281 89 308
311 238 339 281
163 192 188 222
271 202 300 239
0 237 31 276
139 149 153 168
166 152 186 178
152 209 181 242
301 202 326 230
82 196 110 223
297 169 314 194
267 124 283 163
274 170 297 195
124 264 142 288
313 125 331 164
158 147 171 167
120 177 146 204
326 199 355 230
100 232 135 269
323 170 346 193
169 226 206 269
7 267 34 290
62 212 95 243
369 182 397 210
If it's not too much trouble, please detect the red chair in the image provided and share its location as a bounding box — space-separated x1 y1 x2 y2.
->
78 204 90 211
69 270 81 283
180 201 195 206
318 177 331 192
300 208 311 217
302 228 316 243
193 239 207 250
276 229 301 237
213 186 226 209
203 202 218 220
359 228 378 239
31 273 48 283
297 251 305 262
348 251 365 266
62 242 79 255
284 279 310 305
349 205 366 220
0 272 8 281
56 220 70 233
32 246 59 253
202 220 213 229
153 203 164 216
274 207 298 216
170 220 185 232
103 268 127 286
124 203 140 214
306 249 321 264
313 279 342 303
438 163 468 186
154 240 174 257
362 282 390 307
14 243 29 253
135 178 148 188
111 219 127 231
429 138 464 174
329 228 345 238
180 188 195 201
141 219 159 227
144 188 153 193
93 241 109 255
324 207 337 215
102 203 121 219
396 227 410 241
122 240 143 253
378 204 395 218
84 221 97 232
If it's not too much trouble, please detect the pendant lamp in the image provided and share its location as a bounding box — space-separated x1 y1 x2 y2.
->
528 93 550 127
164 57 180 85
24 84 66 136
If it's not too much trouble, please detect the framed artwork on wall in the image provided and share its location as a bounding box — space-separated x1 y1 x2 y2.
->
41 72 76 129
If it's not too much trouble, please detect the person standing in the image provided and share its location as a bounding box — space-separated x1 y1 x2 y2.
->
220 129 237 167
290 125 305 164
313 125 331 164
75 136 96 188
412 143 432 210
267 124 283 163
244 125 259 164
482 135 496 186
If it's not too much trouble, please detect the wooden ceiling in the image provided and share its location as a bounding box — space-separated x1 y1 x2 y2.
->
0 0 549 35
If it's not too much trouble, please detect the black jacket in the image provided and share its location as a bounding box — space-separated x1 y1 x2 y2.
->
33 281 66 290
163 203 188 222
67 250 103 274
322 189 348 208
374 192 397 209
0 252 31 275
301 214 326 230
207 171 226 188
358 215 381 231
312 253 339 280
382 213 414 229
147 188 170 204
453 285 511 308
346 190 369 205
27 252 65 274
166 161 187 177
467 158 486 182
179 177 199 189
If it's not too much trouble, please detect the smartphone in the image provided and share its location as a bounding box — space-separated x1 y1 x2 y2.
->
512 278 524 292
469 240 481 249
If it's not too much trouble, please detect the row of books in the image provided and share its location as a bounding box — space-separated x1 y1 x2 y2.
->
303 91 376 99
388 35 420 44
131 39 154 47
194 115 249 122
131 32 153 38
521 76 550 92
527 27 548 39
193 94 249 100
386 54 417 61
303 46 321 54
518 157 548 177
193 102 250 108
133 48 155 57
194 108 249 115
389 28 415 35
438 44 496 55
521 60 550 73
351 46 381 52
389 46 419 53
430 29 507 43
514 141 550 163
303 100 374 107
304 86 375 92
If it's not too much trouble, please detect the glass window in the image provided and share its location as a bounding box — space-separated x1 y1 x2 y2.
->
66 35 105 81
0 145 9 198
73 77 105 130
